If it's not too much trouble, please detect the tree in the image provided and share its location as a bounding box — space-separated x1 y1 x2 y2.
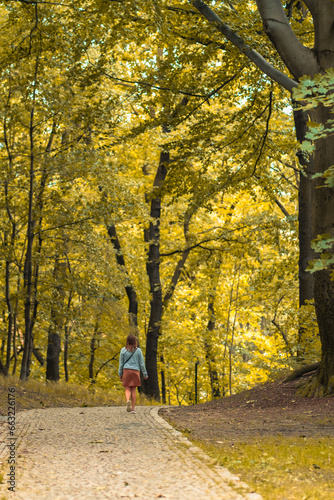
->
0 0 319 402
180 0 334 395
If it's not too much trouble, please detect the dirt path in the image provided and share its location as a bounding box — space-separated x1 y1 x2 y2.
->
0 406 261 499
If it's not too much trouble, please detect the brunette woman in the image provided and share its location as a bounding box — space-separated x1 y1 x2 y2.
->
118 334 148 414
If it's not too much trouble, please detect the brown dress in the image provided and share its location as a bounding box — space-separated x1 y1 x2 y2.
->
122 369 141 387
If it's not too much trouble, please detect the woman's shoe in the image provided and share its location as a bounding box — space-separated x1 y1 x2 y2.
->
131 410 136 414
126 400 131 412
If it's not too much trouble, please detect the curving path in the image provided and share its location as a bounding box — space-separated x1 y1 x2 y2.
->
0 406 262 499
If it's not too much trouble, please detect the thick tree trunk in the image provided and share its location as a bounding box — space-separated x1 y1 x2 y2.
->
312 107 334 393
144 151 169 400
292 107 315 359
46 331 61 381
293 107 315 308
46 259 66 381
0 359 6 376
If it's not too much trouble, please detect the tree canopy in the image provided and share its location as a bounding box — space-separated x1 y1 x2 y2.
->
0 0 332 402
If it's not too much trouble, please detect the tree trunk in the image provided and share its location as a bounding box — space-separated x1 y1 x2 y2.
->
20 163 35 380
0 359 6 376
160 355 166 404
20 46 40 381
205 297 221 398
312 106 334 393
293 106 315 309
64 325 70 382
292 106 315 358
88 320 99 381
5 259 13 376
204 258 221 398
107 223 138 329
63 292 73 383
46 259 66 381
144 150 169 400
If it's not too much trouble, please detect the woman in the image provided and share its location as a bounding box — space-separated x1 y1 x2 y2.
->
118 334 148 414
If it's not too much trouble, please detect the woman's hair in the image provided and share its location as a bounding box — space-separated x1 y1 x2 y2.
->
125 334 137 351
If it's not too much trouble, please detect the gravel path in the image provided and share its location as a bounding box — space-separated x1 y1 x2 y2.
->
0 406 262 499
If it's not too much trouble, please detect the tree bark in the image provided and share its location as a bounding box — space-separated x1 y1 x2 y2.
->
144 150 169 400
312 105 334 392
191 0 297 91
46 259 66 381
20 35 41 380
89 321 99 382
107 224 138 328
255 0 318 78
205 294 221 398
292 106 315 356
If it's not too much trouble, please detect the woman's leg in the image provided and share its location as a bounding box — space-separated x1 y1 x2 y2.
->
130 386 136 410
125 386 131 402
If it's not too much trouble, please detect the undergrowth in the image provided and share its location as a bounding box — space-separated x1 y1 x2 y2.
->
196 436 334 500
0 374 155 413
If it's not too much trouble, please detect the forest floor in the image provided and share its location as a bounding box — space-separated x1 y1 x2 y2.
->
1 373 334 498
160 373 334 499
160 375 334 443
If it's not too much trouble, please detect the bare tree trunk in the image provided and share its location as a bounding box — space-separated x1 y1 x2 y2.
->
20 25 41 380
89 321 99 382
107 224 138 329
160 354 166 404
222 269 235 397
0 359 6 375
205 296 221 398
292 107 315 358
5 257 13 376
229 265 241 396
63 291 73 383
46 258 66 381
312 106 334 393
204 259 221 398
144 150 169 400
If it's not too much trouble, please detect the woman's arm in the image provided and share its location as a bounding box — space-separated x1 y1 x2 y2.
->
118 349 124 377
138 349 148 379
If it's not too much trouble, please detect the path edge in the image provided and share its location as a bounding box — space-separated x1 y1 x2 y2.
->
151 407 263 500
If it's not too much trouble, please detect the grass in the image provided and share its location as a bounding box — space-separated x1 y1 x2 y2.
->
196 436 334 500
0 374 156 415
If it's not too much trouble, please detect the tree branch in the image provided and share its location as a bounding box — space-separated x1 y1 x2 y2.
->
176 71 241 125
274 198 290 217
298 0 317 20
190 0 297 91
255 0 318 78
87 59 207 98
249 90 273 177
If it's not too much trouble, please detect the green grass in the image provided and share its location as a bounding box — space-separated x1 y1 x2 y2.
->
196 436 334 500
